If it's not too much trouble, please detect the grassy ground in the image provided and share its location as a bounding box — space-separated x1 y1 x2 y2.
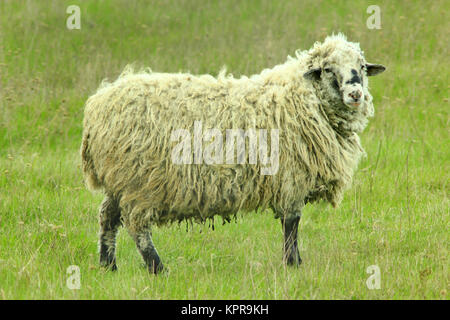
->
0 0 448 299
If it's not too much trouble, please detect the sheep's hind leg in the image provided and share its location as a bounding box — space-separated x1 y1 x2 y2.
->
281 212 302 266
98 196 121 271
130 229 164 274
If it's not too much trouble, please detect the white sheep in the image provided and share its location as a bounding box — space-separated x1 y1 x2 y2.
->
81 33 385 273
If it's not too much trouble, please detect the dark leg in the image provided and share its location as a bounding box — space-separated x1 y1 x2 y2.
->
281 212 302 266
129 229 164 274
98 196 121 271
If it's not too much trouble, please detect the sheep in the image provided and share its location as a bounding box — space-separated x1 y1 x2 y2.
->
81 33 385 273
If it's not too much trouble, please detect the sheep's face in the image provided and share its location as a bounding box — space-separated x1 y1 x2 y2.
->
303 49 385 111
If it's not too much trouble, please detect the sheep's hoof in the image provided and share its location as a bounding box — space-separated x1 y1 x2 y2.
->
148 262 164 275
99 250 118 271
100 262 118 272
285 252 302 267
287 257 302 267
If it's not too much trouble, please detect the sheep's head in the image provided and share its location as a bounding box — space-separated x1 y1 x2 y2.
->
302 34 385 132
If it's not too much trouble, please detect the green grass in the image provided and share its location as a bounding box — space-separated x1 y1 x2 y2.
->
0 0 448 299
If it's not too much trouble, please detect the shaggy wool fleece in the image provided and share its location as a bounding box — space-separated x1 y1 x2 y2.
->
81 34 372 230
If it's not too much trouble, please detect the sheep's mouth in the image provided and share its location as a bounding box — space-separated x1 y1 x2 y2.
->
348 101 361 107
337 95 363 111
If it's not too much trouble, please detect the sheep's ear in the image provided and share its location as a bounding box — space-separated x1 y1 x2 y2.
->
303 68 321 81
366 64 386 76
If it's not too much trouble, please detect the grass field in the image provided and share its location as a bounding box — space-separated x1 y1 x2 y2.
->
0 0 448 299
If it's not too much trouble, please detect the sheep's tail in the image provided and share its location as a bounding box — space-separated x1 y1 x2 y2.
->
81 132 102 191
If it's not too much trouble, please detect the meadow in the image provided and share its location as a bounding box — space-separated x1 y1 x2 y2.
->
0 0 448 299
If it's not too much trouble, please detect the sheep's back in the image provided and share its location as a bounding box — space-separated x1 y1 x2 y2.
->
82 73 281 225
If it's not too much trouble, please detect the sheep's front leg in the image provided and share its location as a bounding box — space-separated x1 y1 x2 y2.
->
130 229 164 274
281 212 302 266
99 196 121 271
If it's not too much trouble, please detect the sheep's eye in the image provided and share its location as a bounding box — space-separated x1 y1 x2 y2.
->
324 68 333 73
361 65 366 70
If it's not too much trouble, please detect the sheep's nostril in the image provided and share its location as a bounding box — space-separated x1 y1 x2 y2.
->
349 91 362 101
